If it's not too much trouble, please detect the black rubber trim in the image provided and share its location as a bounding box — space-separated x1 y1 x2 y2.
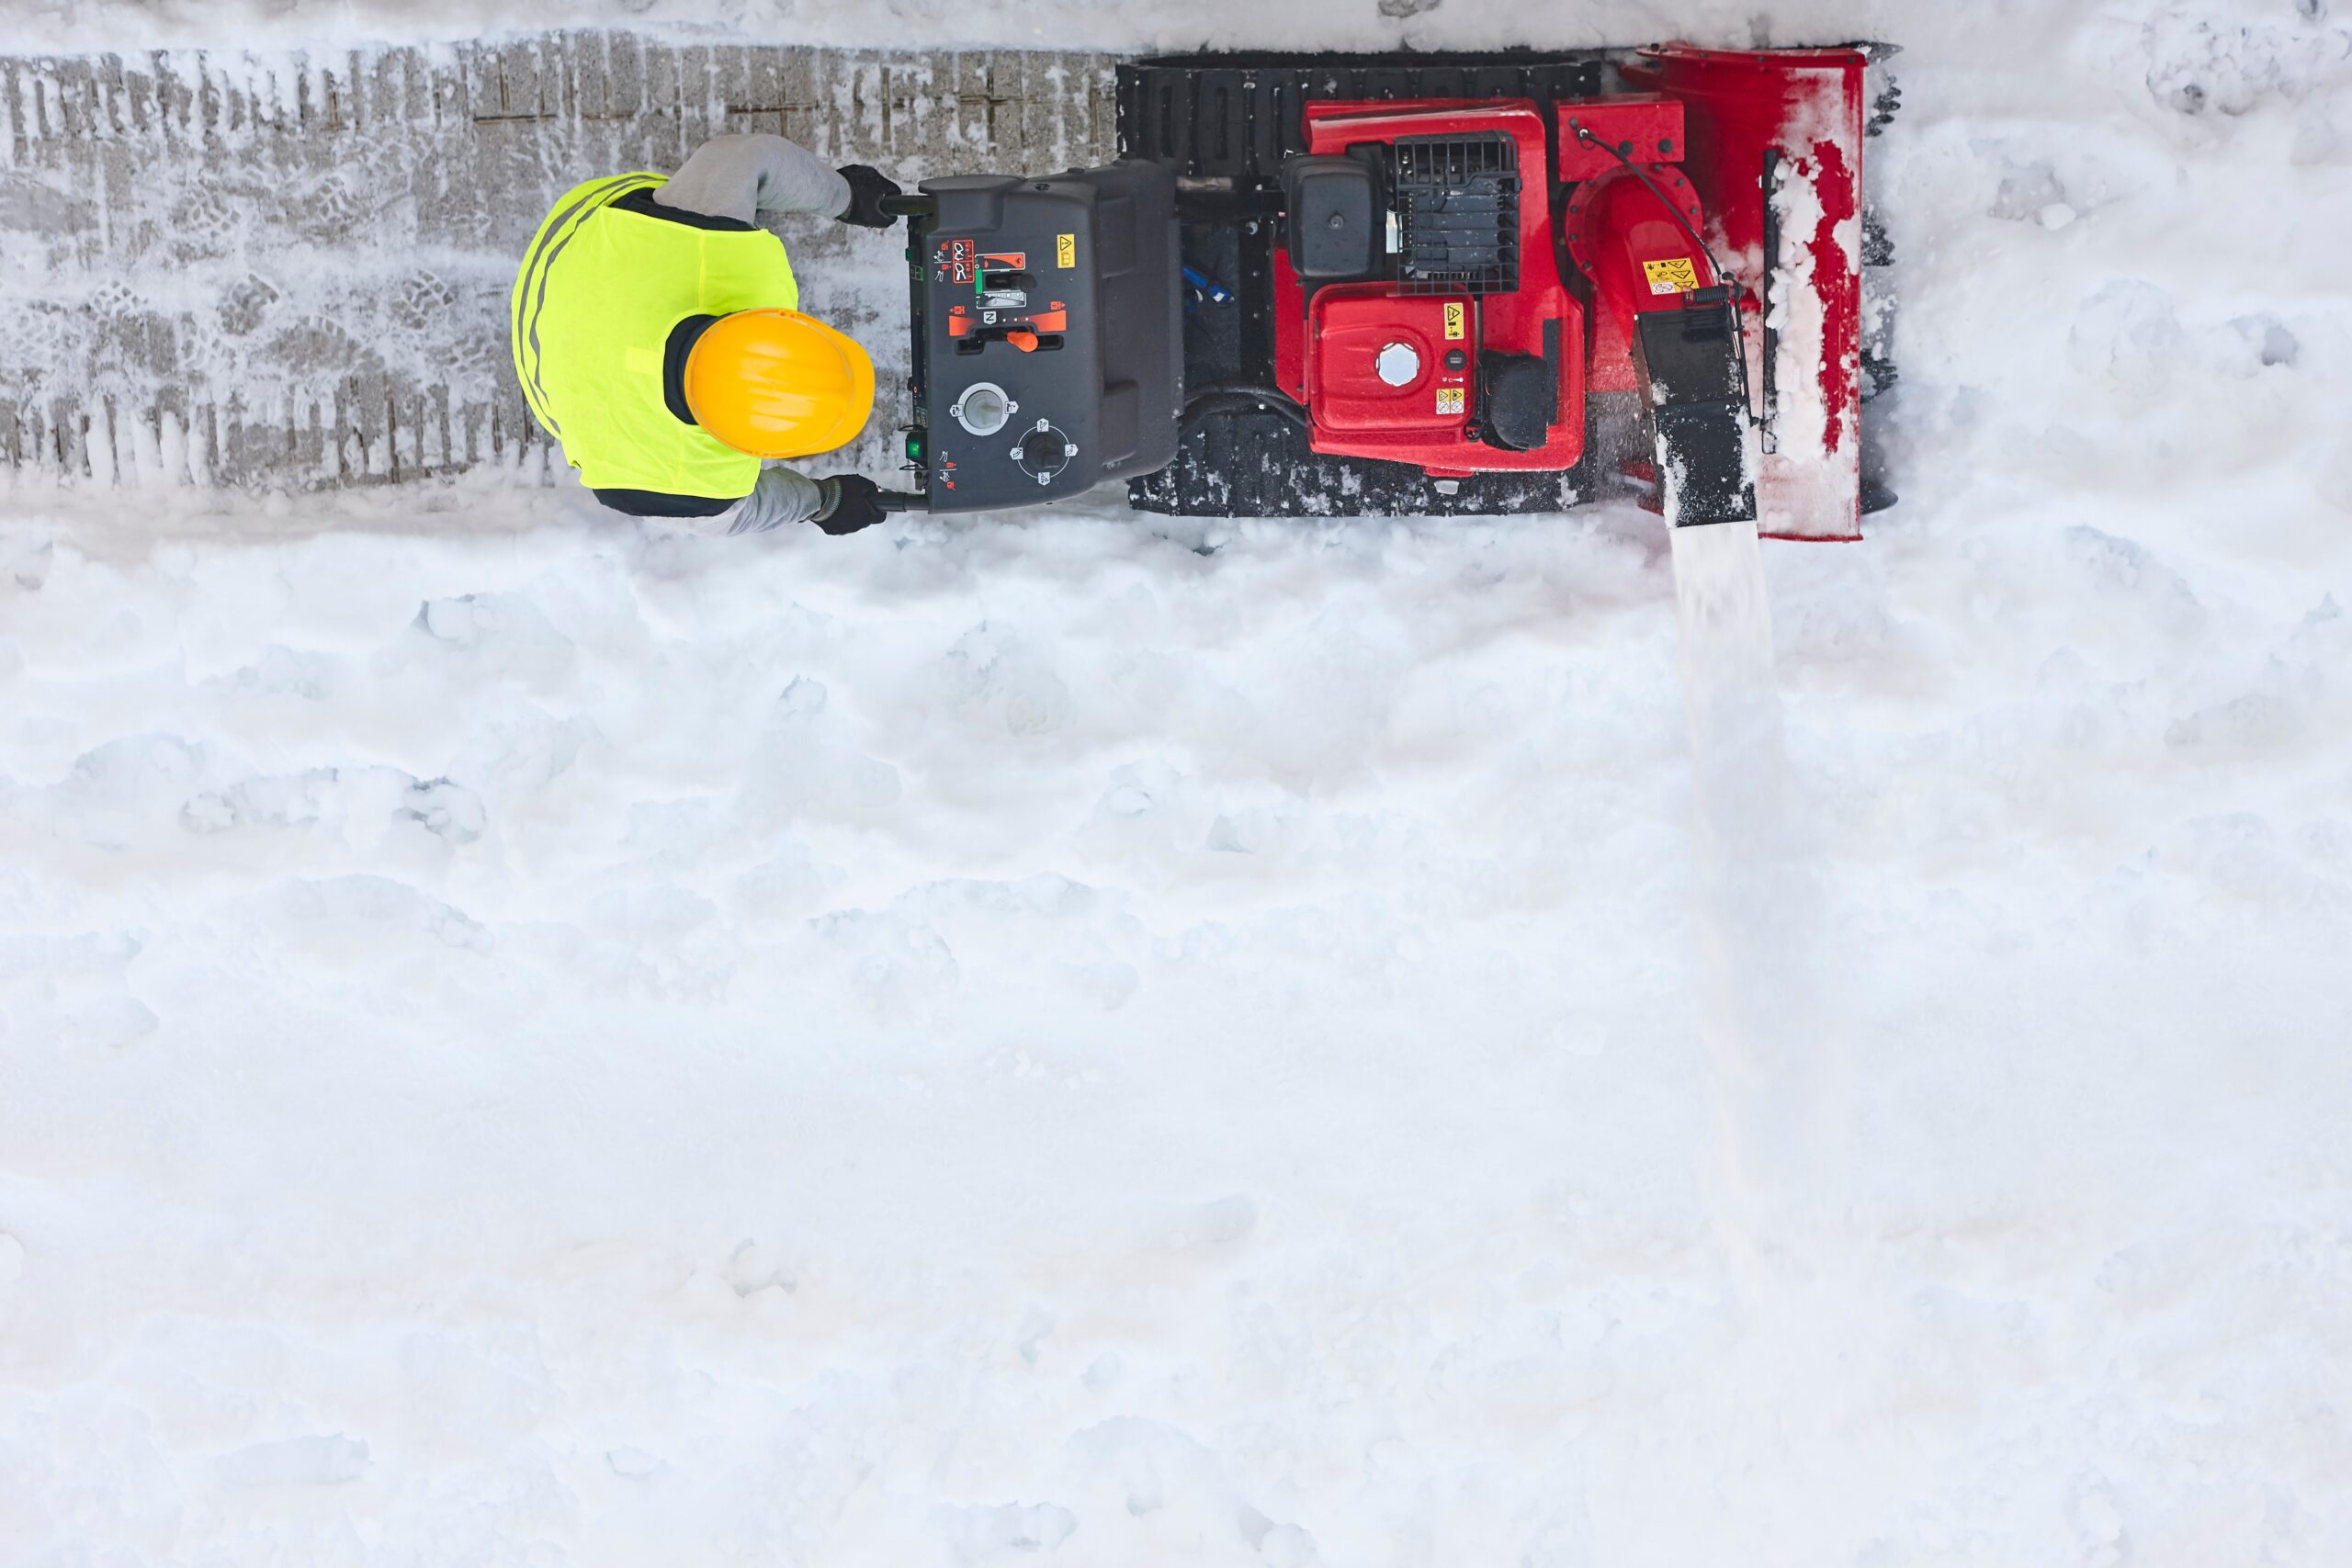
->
608 186 760 232
1542 316 1562 426
663 314 722 426
593 487 736 518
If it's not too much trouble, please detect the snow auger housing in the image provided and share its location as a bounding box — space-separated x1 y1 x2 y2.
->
882 44 1894 536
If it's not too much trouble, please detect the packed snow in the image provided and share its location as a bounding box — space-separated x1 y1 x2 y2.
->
6 3 2352 1566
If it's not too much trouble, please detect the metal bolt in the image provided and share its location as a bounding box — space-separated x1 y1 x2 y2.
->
1328 211 1346 229
1659 138 1674 153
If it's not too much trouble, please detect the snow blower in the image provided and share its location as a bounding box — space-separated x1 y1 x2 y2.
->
878 44 1896 537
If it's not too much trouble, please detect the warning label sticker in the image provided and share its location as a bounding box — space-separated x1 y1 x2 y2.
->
1436 386 1465 415
1443 302 1465 340
1056 232 1077 269
1644 257 1701 295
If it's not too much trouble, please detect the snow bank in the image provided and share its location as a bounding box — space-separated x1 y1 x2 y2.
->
6 3 2352 1566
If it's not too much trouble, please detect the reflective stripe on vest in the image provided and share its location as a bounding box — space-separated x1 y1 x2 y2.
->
508 174 800 501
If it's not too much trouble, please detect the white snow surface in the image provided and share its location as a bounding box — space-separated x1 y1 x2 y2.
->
7 2 2352 1565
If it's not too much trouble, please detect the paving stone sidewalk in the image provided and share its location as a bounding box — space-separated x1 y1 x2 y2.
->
0 36 1115 491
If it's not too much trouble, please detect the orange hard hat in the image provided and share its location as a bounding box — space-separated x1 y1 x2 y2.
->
684 309 876 460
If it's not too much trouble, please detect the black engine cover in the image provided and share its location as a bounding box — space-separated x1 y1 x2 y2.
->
1281 155 1383 281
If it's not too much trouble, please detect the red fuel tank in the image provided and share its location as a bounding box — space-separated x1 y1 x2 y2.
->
1307 289 1476 438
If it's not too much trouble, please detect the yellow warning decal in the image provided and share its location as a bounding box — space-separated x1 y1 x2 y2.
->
1443 301 1465 340
1644 256 1700 295
1436 386 1466 415
1056 232 1077 268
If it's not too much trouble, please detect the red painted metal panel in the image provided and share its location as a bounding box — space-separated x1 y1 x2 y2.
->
1626 44 1869 539
1277 100 1585 475
1307 288 1475 440
1555 95 1688 181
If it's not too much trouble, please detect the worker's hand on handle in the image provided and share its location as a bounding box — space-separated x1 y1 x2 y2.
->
834 165 904 229
811 474 888 536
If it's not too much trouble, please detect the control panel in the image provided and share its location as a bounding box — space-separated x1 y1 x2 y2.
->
902 164 1182 514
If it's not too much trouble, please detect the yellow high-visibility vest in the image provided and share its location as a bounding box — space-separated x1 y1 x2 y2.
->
509 173 799 499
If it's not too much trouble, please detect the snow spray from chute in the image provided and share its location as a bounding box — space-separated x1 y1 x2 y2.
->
1657 52 1875 1262
1668 522 1850 1266
1668 524 1891 1538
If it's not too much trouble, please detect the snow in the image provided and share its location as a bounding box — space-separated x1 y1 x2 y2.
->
1758 118 1858 539
6 3 2352 1566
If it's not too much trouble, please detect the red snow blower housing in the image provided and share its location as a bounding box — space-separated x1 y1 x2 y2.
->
888 43 1895 536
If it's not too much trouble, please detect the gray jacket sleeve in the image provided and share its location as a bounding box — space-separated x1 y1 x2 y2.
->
726 467 831 536
649 469 829 538
662 134 852 226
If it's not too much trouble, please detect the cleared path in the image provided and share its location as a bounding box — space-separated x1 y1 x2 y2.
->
0 37 1115 491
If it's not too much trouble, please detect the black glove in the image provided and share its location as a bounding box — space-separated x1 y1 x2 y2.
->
835 164 903 229
813 475 887 536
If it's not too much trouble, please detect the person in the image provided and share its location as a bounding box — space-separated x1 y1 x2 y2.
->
509 135 904 538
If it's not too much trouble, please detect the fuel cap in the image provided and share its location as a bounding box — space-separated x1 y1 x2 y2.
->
950 381 1014 436
1375 341 1422 388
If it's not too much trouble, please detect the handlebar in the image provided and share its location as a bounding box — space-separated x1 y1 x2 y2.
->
879 190 936 510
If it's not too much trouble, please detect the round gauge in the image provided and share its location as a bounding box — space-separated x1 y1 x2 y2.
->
951 382 1015 436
